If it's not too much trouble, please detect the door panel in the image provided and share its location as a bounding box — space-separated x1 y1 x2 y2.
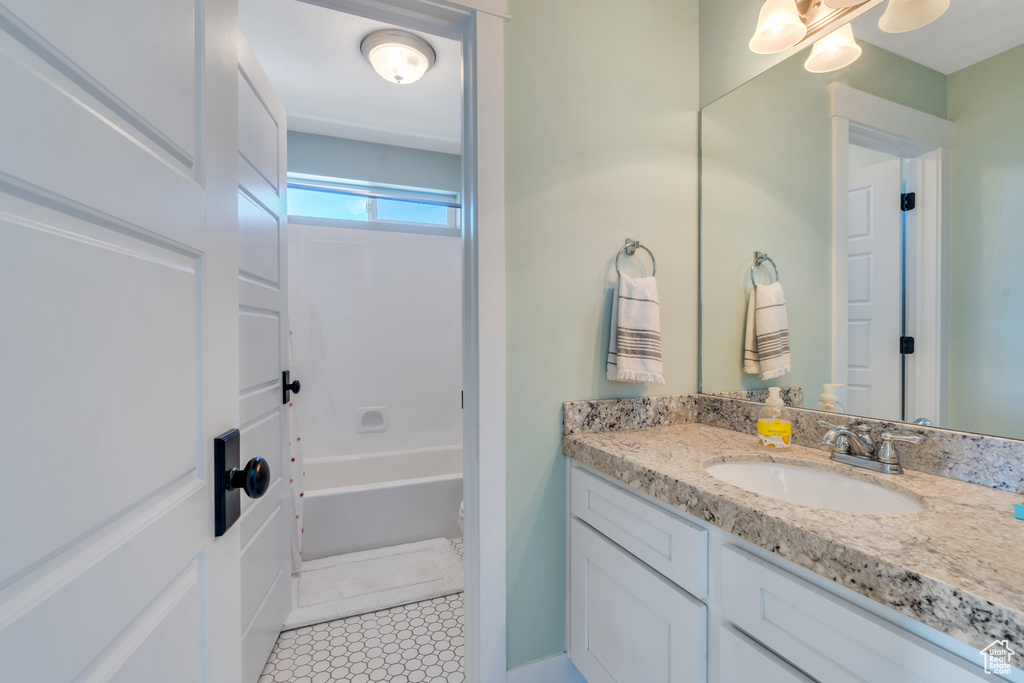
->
0 1 237 680
2 0 198 160
847 158 902 420
237 36 290 683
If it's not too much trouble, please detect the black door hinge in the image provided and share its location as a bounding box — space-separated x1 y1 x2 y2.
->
900 336 915 354
461 390 464 410
901 192 916 211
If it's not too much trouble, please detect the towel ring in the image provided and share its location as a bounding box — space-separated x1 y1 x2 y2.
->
750 251 779 286
615 238 657 276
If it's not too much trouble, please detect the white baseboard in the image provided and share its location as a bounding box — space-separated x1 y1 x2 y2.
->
507 653 587 683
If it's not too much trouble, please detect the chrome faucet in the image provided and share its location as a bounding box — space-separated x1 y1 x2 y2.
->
818 420 921 475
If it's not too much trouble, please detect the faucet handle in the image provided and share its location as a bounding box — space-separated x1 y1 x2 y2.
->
818 419 844 430
876 431 922 472
879 431 923 445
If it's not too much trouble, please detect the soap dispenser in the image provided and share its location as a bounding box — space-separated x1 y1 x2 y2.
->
814 383 846 413
758 386 793 449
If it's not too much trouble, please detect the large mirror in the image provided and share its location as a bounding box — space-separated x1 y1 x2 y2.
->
699 1 1024 440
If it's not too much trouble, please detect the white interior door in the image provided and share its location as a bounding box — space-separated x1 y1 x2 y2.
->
237 37 292 682
846 157 903 420
0 1 240 681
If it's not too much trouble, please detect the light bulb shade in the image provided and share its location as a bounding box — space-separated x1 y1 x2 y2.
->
823 0 866 7
749 0 807 54
360 29 436 85
804 23 862 73
878 0 950 33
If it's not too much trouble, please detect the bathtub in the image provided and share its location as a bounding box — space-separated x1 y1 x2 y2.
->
302 446 463 561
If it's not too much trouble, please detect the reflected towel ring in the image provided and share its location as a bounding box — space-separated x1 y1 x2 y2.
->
615 238 657 276
751 251 779 286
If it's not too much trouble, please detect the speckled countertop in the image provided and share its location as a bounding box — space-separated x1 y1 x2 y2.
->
563 422 1024 651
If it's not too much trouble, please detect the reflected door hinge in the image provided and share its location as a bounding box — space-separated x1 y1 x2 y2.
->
901 192 916 211
900 336 915 354
461 390 464 410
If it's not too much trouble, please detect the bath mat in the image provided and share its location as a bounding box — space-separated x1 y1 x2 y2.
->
283 537 464 630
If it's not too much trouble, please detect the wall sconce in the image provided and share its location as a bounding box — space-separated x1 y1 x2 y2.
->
805 23 862 72
360 29 436 85
878 0 951 33
748 0 949 58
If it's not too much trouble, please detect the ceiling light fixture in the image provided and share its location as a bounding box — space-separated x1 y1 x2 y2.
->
804 23 862 72
749 0 807 54
877 0 950 33
360 29 436 85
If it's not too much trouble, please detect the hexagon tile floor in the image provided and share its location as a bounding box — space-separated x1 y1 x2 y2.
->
259 539 465 683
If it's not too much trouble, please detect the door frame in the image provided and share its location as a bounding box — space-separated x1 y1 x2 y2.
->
830 83 953 426
295 1 508 680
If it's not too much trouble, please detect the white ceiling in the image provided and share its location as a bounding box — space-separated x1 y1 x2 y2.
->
852 0 1024 75
239 0 462 154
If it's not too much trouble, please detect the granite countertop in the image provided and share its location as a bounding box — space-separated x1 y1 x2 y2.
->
563 422 1024 651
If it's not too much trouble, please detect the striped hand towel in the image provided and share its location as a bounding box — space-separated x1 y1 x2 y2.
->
606 273 665 386
743 281 791 380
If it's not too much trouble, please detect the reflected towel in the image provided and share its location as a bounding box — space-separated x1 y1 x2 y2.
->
743 281 791 380
606 273 665 386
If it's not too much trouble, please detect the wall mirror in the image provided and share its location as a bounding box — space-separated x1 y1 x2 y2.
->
699 0 1024 440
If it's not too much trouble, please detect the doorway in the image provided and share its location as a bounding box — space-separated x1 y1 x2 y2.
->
238 0 508 680
831 83 952 427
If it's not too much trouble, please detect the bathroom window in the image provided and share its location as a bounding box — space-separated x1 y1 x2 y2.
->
286 173 460 235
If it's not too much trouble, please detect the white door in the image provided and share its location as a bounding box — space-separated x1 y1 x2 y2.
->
236 37 292 682
846 158 902 420
0 1 240 682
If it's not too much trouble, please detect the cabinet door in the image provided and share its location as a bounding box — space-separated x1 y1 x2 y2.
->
570 519 707 683
719 626 815 683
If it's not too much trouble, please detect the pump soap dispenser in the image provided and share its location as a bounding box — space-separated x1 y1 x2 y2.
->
815 383 846 413
757 387 793 448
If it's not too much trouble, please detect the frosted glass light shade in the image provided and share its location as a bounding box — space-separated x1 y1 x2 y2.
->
360 30 436 85
878 0 950 33
804 23 862 73
749 0 807 54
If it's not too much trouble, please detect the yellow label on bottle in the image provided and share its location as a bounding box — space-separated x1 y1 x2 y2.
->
758 419 791 447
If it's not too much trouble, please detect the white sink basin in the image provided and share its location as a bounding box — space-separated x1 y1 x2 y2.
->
704 460 926 516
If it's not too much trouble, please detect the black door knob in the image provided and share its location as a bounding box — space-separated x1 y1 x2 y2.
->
282 370 301 404
226 457 271 499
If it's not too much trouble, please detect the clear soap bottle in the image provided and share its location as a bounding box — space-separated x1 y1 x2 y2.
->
757 386 793 448
814 383 846 413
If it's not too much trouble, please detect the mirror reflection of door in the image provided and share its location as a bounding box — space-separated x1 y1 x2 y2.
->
846 148 902 421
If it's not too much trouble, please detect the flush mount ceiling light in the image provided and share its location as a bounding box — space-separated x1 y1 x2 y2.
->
360 29 436 85
749 0 807 54
804 23 862 72
878 0 950 33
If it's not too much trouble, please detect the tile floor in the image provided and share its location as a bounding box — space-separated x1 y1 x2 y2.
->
259 539 465 683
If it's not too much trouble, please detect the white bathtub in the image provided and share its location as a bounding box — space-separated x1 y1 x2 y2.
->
302 446 463 561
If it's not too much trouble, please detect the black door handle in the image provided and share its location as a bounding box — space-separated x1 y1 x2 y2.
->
226 457 271 499
283 370 301 404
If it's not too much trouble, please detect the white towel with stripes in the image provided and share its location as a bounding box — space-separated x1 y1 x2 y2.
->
743 281 791 380
606 273 665 386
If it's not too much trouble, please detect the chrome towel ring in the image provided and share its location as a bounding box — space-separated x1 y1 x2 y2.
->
750 251 779 286
615 238 657 276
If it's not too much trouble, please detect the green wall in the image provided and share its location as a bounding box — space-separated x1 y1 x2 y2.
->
287 131 461 192
700 42 945 405
699 0 796 108
947 44 1024 439
504 0 699 667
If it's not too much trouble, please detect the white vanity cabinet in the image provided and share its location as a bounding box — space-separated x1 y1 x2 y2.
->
567 464 995 683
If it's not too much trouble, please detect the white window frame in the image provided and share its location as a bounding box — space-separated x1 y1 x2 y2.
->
287 174 462 237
